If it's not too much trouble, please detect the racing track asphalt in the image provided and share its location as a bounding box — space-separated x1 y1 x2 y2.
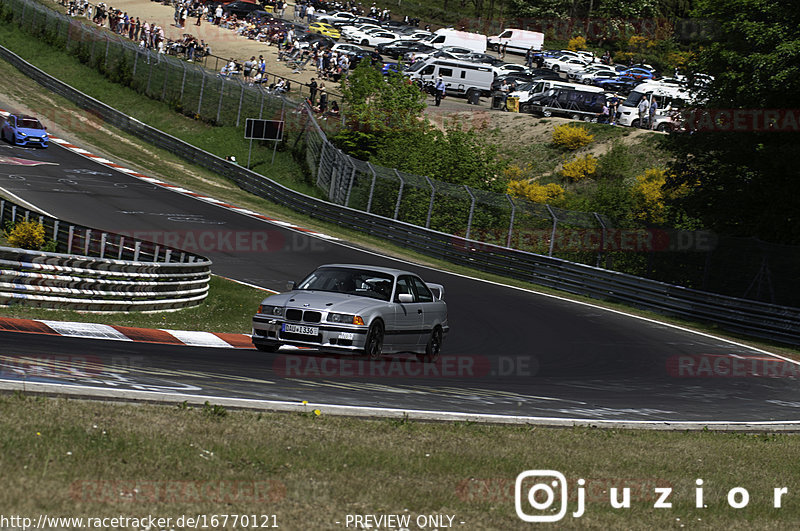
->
1 135 799 423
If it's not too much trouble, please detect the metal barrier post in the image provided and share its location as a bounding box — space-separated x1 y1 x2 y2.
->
134 241 141 261
545 204 558 257
393 170 404 220
100 232 107 258
83 228 91 256
180 62 187 103
216 77 225 124
424 176 435 229
366 163 377 214
161 62 169 100
67 225 74 254
118 236 125 260
236 84 244 127
344 158 356 207
464 185 476 241
506 194 516 248
164 249 172 263
593 212 607 268
53 220 59 242
104 34 110 69
197 72 206 115
316 141 328 187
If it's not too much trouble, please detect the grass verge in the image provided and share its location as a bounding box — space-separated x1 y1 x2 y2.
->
2 394 800 528
0 17 796 359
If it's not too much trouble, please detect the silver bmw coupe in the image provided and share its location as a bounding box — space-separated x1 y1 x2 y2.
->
252 264 448 362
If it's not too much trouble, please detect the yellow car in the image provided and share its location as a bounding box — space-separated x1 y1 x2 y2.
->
308 22 341 40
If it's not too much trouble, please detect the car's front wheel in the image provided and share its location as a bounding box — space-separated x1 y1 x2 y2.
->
363 320 384 361
417 326 443 363
254 343 280 353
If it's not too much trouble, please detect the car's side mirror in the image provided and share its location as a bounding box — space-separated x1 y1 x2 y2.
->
397 293 414 303
286 280 296 291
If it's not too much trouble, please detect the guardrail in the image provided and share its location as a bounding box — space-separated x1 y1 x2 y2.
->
0 45 798 344
0 197 211 311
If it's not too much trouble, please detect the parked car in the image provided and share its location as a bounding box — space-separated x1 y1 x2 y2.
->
331 42 366 55
315 11 357 27
376 39 434 59
617 67 657 81
545 55 588 73
308 21 341 40
492 63 530 76
458 52 504 66
252 264 448 362
223 1 263 19
575 69 618 84
1 114 49 148
592 75 639 95
356 29 400 47
294 33 334 50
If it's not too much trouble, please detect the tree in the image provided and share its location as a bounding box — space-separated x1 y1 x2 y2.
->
662 0 800 244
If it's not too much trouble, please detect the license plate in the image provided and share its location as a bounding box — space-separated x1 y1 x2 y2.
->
282 323 319 336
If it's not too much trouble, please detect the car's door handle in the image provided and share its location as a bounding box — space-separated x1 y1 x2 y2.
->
417 309 423 314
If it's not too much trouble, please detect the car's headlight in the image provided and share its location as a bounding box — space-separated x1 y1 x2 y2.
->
17 131 26 137
258 304 283 316
327 313 364 325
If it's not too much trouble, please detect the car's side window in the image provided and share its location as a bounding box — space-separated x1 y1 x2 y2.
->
412 277 434 303
394 276 415 302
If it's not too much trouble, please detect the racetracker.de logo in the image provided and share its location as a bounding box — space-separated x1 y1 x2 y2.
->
666 354 800 378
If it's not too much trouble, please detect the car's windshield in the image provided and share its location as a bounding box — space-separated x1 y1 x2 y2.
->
298 267 394 301
19 119 44 129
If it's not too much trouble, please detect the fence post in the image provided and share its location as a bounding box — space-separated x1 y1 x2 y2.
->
99 232 107 258
464 185 476 241
161 61 170 101
164 249 172 263
316 141 328 187
52 220 60 243
393 170 404 220
216 78 225 124
593 212 607 268
197 72 207 115
344 158 356 207
83 229 91 256
117 236 125 260
545 204 558 257
180 62 187 103
506 194 516 248
424 176 435 229
11 205 17 224
366 163 377 214
133 47 138 76
259 89 265 119
134 241 141 261
67 226 74 254
236 83 245 127
146 53 154 95
104 34 110 70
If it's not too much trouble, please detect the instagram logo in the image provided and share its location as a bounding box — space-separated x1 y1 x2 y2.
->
515 470 584 522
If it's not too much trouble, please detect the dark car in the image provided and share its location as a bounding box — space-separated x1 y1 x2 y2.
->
593 75 639 95
223 1 263 19
459 52 504 66
376 39 434 59
295 32 335 50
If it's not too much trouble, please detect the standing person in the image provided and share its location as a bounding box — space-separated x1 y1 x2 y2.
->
306 4 315 23
608 93 620 125
180 5 188 28
434 75 446 106
309 78 318 106
535 53 544 69
637 96 648 128
525 46 534 68
317 89 328 113
500 42 507 60
649 97 659 129
214 3 222 25
196 4 206 26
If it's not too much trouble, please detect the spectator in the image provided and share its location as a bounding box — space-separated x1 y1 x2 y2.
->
649 97 659 129
637 97 648 128
434 75 446 106
309 77 318 106
214 3 222 25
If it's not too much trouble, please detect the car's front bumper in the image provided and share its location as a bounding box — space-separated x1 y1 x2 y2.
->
13 135 48 147
252 314 369 352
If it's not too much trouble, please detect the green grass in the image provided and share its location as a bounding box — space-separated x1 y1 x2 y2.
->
0 275 268 333
3 395 800 528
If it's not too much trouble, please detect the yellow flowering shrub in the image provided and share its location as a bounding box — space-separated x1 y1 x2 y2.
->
632 168 668 223
551 123 595 150
507 180 565 204
567 36 587 51
560 154 598 181
5 221 45 250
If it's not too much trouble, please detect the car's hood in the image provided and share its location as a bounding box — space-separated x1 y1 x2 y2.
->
16 127 48 137
267 290 385 314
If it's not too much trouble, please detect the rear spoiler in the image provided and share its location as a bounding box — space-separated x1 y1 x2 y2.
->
426 283 445 300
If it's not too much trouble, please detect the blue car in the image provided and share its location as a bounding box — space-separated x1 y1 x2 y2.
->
381 62 402 75
1 114 49 148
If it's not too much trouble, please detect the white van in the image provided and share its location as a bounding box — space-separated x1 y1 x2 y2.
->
404 57 494 98
420 28 487 54
617 81 694 130
488 29 544 55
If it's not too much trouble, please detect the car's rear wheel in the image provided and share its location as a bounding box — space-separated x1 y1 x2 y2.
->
417 326 443 363
361 39 369 46
363 320 384 360
656 122 671 132
551 65 560 72
542 109 552 118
